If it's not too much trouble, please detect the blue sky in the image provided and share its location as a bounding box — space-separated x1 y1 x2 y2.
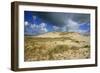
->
24 11 90 36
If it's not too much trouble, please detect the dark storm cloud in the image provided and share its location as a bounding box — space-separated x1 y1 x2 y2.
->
33 12 67 27
70 14 90 24
33 11 90 27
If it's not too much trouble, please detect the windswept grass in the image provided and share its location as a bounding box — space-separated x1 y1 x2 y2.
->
24 36 90 61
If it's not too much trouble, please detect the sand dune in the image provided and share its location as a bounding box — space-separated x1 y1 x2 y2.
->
24 32 90 61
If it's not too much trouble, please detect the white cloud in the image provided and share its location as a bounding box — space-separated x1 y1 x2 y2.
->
39 23 48 33
61 26 67 32
24 21 29 26
67 19 80 32
29 22 48 34
30 24 38 29
66 19 89 34
30 24 35 29
53 26 60 31
40 23 47 28
40 27 48 33
80 22 90 26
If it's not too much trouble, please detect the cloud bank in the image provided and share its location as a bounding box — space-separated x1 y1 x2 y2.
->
24 11 90 36
24 21 48 35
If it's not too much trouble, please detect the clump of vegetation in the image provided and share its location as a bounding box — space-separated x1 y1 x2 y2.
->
70 46 79 50
83 45 90 48
74 40 80 43
49 45 69 54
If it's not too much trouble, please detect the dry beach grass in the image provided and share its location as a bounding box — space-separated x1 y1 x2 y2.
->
24 32 90 61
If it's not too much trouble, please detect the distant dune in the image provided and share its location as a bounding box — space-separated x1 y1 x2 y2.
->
33 32 90 43
35 32 79 38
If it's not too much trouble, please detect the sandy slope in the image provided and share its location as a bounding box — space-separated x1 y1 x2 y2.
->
35 32 90 45
25 32 90 61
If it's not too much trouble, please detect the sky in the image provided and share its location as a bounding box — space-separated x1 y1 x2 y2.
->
24 11 90 36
